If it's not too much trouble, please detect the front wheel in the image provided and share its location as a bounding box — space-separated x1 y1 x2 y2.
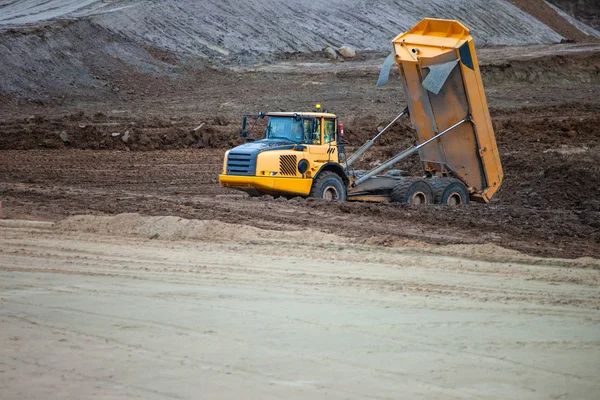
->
309 171 347 201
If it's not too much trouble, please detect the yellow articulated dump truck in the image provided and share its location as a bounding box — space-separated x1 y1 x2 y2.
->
219 18 503 204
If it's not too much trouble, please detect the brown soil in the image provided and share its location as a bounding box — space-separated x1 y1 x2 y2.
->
0 112 240 151
1 102 598 259
1 46 599 260
547 0 600 30
509 0 593 41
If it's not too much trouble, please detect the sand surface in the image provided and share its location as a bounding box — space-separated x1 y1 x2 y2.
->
1 217 599 399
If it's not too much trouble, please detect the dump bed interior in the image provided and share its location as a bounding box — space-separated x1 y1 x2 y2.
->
392 19 503 202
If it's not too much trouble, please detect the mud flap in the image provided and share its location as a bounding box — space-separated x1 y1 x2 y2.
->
376 53 396 87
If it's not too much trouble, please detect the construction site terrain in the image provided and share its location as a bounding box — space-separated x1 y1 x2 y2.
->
1 2 599 398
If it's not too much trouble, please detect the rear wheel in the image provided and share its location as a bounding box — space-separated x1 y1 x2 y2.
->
391 178 433 205
431 178 469 205
310 171 347 201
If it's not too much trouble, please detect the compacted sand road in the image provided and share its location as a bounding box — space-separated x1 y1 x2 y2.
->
1 216 599 399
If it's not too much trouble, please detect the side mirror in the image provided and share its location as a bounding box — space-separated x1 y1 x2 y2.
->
240 116 248 138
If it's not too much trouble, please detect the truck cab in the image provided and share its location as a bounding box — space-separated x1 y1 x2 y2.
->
219 112 349 198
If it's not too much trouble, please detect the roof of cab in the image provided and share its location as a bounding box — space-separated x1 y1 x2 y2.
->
265 112 337 118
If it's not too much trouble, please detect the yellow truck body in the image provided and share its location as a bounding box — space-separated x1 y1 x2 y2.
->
392 18 503 202
219 19 503 204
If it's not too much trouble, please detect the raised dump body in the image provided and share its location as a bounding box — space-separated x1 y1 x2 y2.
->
391 19 503 202
219 19 502 205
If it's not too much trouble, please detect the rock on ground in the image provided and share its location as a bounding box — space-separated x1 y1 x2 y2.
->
323 47 338 60
338 46 356 58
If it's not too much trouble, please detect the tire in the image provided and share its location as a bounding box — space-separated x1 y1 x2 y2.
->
431 178 469 205
391 178 433 205
247 190 264 198
309 171 347 201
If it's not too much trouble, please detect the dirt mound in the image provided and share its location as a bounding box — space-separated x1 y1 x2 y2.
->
548 162 600 196
0 0 567 49
480 52 600 86
0 19 176 102
548 0 600 30
0 112 240 150
509 0 594 41
493 104 600 150
1 0 591 102
512 161 600 211
489 104 600 212
55 213 344 243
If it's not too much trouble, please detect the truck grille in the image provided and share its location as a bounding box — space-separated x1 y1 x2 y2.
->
227 152 254 175
279 155 297 176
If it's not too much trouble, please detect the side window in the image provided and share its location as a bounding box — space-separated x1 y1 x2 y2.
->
314 119 321 144
324 119 336 143
302 118 321 144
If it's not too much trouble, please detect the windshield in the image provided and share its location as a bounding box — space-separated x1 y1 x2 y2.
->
265 116 319 144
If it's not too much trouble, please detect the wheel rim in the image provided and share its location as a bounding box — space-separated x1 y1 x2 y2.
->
410 191 427 205
447 192 463 206
323 185 339 201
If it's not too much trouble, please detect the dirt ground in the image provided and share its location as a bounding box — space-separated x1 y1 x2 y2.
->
1 217 599 399
1 45 599 259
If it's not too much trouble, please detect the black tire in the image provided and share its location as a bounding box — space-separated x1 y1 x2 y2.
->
391 178 433 205
431 178 469 205
309 171 347 201
247 190 264 198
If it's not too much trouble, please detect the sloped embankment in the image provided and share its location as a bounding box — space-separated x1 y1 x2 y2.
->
1 0 596 101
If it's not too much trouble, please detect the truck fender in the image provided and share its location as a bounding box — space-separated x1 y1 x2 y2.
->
314 163 350 187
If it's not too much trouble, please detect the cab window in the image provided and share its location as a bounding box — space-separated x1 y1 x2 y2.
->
303 118 321 144
264 116 316 145
324 119 336 143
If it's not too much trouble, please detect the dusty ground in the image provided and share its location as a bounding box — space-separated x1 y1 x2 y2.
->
1 217 599 399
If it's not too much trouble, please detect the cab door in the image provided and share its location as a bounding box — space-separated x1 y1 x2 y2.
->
313 117 338 162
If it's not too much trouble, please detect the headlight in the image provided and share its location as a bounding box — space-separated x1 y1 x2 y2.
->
298 159 309 174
